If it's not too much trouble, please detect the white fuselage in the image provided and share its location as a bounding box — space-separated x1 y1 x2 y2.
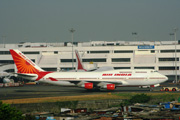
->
37 69 168 87
10 49 168 90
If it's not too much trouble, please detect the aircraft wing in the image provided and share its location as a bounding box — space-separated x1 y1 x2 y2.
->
46 76 125 90
92 66 114 72
69 80 123 88
15 73 38 80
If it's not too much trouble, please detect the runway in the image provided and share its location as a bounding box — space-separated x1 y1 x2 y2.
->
0 84 153 100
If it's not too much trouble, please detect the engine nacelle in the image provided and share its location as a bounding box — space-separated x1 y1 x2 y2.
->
100 84 115 90
3 77 11 83
84 83 93 89
107 84 115 90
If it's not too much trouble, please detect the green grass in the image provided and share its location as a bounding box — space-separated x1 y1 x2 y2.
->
113 92 180 104
2 92 180 105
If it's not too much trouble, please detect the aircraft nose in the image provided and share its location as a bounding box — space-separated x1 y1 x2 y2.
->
158 74 168 83
163 75 168 82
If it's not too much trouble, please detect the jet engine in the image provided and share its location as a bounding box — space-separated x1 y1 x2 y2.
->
107 84 115 90
99 84 115 90
84 83 93 89
3 77 11 83
77 82 94 89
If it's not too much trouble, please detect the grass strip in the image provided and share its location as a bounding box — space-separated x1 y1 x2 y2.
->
2 93 125 104
2 92 180 105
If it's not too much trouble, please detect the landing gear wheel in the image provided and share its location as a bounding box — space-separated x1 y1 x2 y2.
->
165 88 169 91
149 88 153 91
172 88 176 91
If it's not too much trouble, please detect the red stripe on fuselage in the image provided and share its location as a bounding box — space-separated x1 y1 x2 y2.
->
49 77 58 81
36 71 52 81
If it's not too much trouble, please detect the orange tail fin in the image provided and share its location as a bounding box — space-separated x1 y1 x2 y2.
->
10 49 44 74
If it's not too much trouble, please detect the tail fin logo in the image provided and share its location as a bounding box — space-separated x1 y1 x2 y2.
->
10 49 42 74
75 50 87 71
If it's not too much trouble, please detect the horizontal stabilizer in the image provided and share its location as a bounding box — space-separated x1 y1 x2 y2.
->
16 73 38 80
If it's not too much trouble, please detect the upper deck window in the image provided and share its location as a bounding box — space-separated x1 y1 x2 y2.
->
135 71 147 73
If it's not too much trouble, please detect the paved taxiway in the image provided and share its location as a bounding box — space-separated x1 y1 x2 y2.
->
0 84 176 100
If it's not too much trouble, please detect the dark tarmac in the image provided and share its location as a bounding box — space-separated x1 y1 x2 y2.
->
0 84 177 100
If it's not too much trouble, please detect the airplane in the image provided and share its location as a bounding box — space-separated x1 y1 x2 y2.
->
75 50 163 88
0 71 12 83
75 50 114 72
9 49 168 90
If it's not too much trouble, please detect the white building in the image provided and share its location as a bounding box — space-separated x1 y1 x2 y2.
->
0 40 180 82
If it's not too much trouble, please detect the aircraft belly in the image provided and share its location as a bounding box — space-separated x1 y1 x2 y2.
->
41 80 75 86
126 79 146 86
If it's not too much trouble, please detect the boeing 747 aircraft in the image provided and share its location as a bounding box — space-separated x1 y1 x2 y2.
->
10 49 168 90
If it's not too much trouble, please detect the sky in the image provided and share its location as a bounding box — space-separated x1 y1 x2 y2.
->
0 0 180 43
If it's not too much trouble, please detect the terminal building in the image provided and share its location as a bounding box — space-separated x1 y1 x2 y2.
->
0 40 180 82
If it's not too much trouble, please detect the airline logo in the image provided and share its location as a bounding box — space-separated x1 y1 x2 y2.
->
102 73 132 76
10 49 40 74
19 52 36 67
10 49 52 81
114 73 132 76
102 74 113 76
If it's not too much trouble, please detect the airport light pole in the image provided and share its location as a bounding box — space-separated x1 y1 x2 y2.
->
69 28 75 70
173 28 178 84
132 32 137 41
169 33 174 41
2 35 6 48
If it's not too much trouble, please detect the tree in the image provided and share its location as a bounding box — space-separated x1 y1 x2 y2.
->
129 93 151 104
120 94 151 106
0 101 24 120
